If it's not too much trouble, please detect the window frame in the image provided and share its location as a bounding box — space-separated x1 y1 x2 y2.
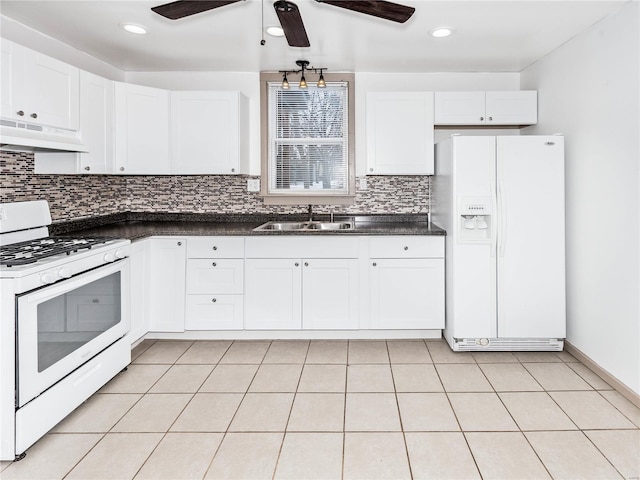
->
260 71 356 205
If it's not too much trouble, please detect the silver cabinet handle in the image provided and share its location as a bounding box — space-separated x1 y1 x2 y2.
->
177 241 182 246
119 167 125 171
294 262 299 267
369 168 374 172
212 298 217 303
30 113 38 119
212 246 217 251
16 110 24 116
84 166 90 171
212 262 217 267
404 246 409 251
304 262 309 267
488 116 493 121
480 116 484 121
372 262 377 267
231 168 235 173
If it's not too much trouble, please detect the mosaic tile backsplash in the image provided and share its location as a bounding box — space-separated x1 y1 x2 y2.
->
1 151 430 222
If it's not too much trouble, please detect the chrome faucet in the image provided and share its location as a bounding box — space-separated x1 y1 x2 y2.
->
308 204 313 222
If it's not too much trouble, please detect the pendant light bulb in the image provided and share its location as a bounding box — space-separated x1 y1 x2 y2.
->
317 71 326 88
281 72 290 89
299 75 307 89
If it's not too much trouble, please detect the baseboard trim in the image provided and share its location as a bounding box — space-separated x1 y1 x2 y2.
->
565 341 640 408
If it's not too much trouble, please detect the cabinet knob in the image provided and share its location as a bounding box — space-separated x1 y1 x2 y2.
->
480 116 484 121
304 262 309 267
231 168 235 173
212 246 217 251
30 113 38 119
84 166 91 171
372 262 377 267
294 262 299 267
404 246 409 251
177 241 182 246
212 262 217 267
119 167 125 171
212 298 217 303
488 116 493 121
16 110 24 116
369 168 374 172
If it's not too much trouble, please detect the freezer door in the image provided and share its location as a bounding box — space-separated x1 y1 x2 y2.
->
496 136 566 338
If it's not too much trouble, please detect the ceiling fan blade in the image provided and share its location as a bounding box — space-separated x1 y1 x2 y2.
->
316 0 415 23
274 1 310 47
151 0 243 20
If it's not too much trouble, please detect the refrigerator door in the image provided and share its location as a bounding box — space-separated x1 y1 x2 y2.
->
450 136 498 339
496 136 566 338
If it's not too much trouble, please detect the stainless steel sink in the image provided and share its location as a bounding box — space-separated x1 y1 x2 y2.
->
254 220 354 232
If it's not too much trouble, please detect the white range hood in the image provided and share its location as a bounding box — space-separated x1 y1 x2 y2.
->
0 121 88 153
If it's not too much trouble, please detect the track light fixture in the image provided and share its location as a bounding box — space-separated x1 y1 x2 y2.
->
279 60 327 89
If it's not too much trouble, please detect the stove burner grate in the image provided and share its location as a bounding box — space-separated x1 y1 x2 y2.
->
0 237 116 267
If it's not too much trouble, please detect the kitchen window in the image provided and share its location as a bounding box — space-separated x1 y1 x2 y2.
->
260 72 355 205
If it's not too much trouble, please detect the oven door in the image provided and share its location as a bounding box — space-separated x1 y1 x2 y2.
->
16 259 130 407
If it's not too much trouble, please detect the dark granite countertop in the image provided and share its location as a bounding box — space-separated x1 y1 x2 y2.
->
49 212 446 241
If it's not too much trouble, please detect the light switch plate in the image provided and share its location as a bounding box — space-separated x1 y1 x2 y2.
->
247 178 260 192
358 177 368 190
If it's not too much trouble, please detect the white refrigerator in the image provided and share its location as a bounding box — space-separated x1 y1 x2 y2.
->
432 135 566 351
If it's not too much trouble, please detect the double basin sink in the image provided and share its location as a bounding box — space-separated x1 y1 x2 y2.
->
254 220 354 232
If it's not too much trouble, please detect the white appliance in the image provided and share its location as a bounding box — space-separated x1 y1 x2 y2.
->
432 135 566 351
0 200 131 461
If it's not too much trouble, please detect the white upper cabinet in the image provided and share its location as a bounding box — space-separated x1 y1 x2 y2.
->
1 40 79 131
170 91 248 175
114 82 170 174
435 91 537 126
78 71 114 174
366 92 434 175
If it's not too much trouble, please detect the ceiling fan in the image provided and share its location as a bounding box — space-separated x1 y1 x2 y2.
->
151 0 416 48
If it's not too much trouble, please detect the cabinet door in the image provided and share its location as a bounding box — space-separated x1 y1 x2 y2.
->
129 240 149 344
185 295 243 330
114 82 170 174
366 92 434 175
370 258 444 329
79 71 114 174
434 91 485 125
147 238 186 332
245 259 302 330
171 91 245 174
485 91 537 125
25 46 80 130
302 259 358 330
0 39 25 121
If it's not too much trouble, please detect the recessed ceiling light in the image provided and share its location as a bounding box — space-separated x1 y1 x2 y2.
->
431 27 453 38
121 23 148 35
266 26 284 37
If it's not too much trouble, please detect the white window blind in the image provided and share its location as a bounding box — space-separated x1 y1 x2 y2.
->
267 82 349 195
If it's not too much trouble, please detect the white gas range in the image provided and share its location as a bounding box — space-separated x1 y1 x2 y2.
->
0 200 131 461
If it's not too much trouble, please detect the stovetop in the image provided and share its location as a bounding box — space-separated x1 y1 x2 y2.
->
0 237 118 267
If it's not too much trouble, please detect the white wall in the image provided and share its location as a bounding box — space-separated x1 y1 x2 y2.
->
521 2 640 395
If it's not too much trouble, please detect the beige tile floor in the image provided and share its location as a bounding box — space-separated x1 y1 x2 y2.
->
2 339 639 480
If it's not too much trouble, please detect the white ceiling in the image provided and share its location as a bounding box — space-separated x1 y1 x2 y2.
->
0 0 628 73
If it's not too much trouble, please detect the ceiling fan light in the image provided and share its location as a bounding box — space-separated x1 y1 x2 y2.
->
431 27 453 38
266 26 285 37
121 23 148 35
317 72 326 88
299 75 307 89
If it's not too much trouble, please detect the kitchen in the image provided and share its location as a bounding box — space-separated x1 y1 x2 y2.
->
0 0 639 478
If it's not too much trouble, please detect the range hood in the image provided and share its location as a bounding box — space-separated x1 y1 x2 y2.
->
0 120 88 153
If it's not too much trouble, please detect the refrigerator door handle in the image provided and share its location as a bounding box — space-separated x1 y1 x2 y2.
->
497 164 507 258
490 178 498 257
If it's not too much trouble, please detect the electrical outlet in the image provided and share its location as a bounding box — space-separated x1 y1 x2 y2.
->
247 178 260 192
358 177 368 190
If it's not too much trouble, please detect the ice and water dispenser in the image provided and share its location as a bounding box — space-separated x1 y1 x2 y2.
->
458 196 493 243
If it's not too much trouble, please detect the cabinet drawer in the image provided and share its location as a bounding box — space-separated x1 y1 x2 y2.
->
185 295 243 330
245 236 358 258
187 237 244 258
186 259 244 294
369 236 444 258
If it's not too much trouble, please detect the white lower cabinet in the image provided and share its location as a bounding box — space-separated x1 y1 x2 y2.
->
185 237 244 330
128 239 149 344
245 259 302 330
369 236 445 329
147 238 186 332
